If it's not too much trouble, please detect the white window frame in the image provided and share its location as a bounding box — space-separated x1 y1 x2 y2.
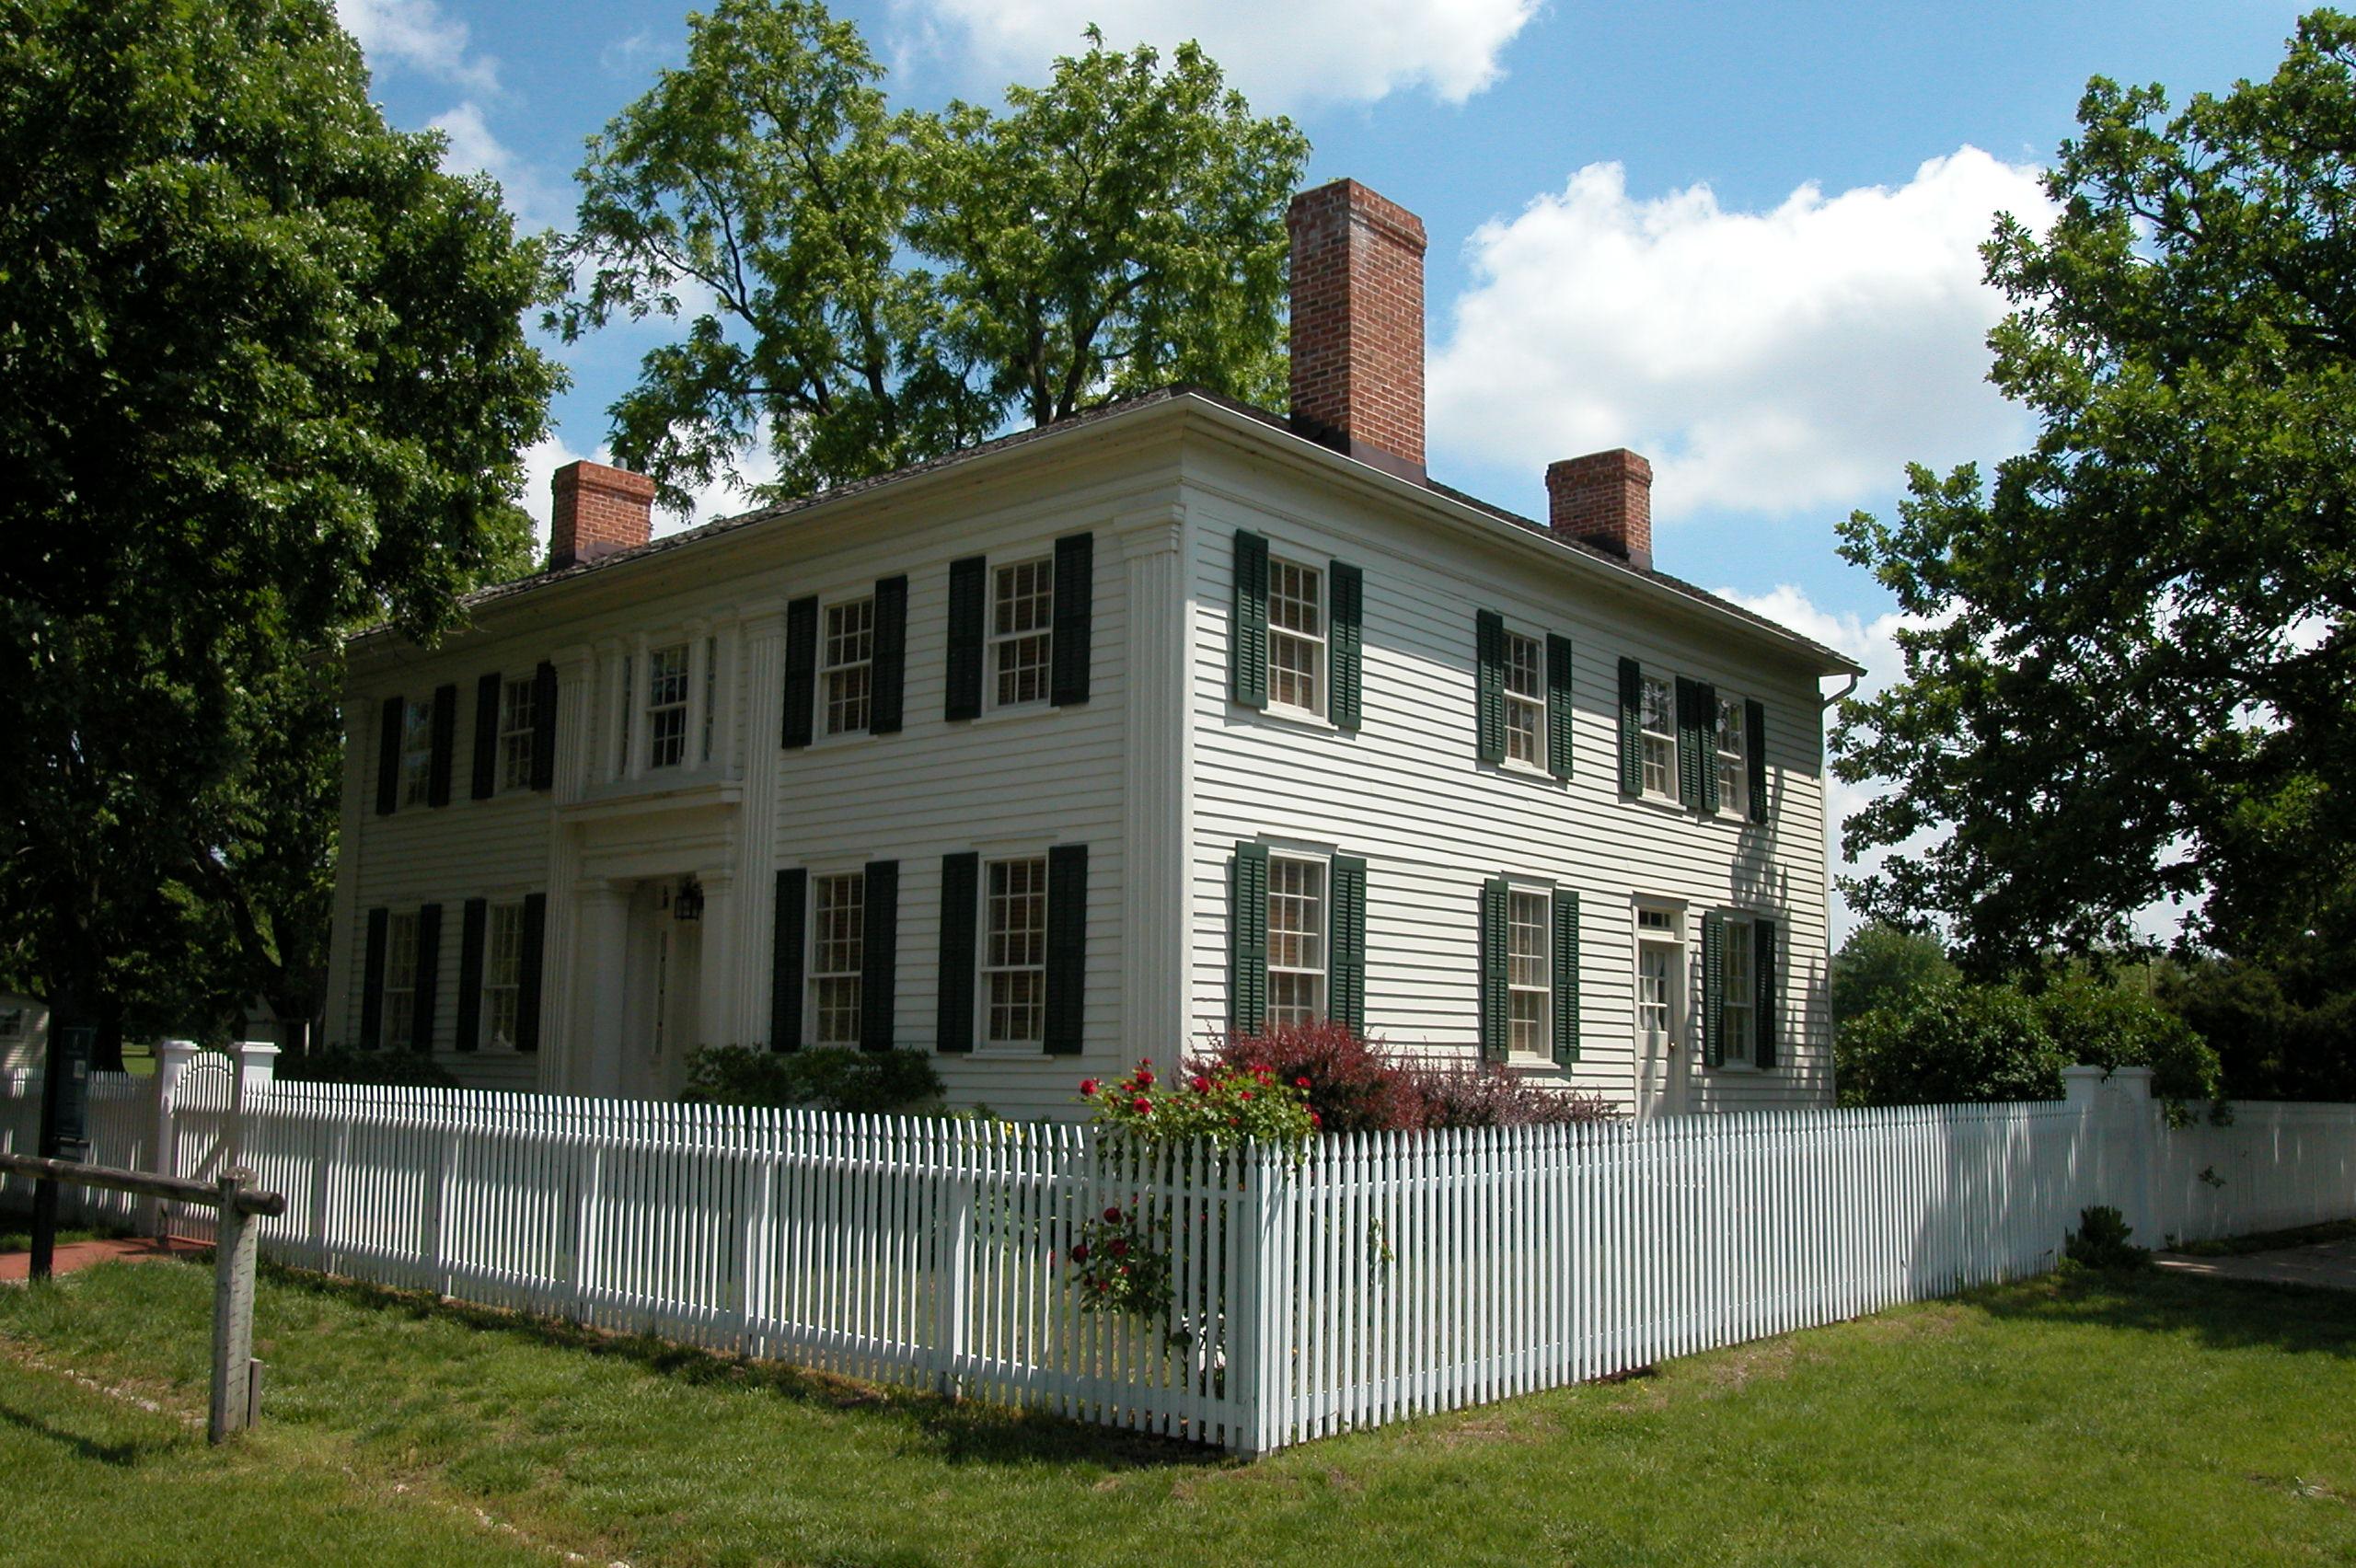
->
810 870 865 1046
381 911 420 1049
988 557 1055 710
1639 673 1677 801
1506 884 1553 1060
398 699 433 808
1503 629 1546 769
1266 558 1327 720
1715 692 1749 821
1719 912 1757 1068
1633 902 1684 1048
482 901 525 1050
645 642 691 769
497 677 536 792
821 595 875 737
979 855 1049 1049
1266 853 1328 1028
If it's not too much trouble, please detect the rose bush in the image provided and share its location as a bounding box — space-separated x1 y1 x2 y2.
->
1194 1023 1623 1132
1079 1058 1316 1152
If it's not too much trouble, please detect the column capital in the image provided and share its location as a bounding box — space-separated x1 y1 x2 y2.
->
1114 502 1186 560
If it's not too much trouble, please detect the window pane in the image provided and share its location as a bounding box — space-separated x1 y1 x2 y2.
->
647 643 690 767
825 598 875 737
813 872 864 1045
1267 560 1324 714
1266 858 1326 1026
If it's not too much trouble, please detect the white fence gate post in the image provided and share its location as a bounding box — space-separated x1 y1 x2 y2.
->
146 1040 201 1237
934 1159 975 1400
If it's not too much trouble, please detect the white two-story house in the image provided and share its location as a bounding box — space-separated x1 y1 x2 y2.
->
324 179 1863 1120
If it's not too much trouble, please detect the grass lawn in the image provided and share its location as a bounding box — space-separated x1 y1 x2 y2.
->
0 1257 2351 1567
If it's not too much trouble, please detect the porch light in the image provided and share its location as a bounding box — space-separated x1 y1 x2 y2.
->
673 876 704 922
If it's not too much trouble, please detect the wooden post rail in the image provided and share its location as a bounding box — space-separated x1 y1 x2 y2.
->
1 1150 283 1442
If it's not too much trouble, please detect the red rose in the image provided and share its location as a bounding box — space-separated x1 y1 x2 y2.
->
1070 1242 1090 1262
1240 1090 1253 1101
1139 1058 1152 1067
1132 1097 1152 1114
1103 1205 1124 1223
1295 1077 1311 1090
1108 1238 1129 1257
1135 1067 1155 1088
1079 1078 1099 1097
1310 1111 1322 1127
1190 1075 1210 1093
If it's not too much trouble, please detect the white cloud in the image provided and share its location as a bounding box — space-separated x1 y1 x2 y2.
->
426 103 571 233
1430 148 2055 521
890 0 1540 108
336 0 499 95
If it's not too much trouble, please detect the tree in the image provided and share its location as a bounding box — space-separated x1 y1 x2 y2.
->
1835 10 2356 982
560 2 1306 513
1831 922 1958 1026
0 0 560 1055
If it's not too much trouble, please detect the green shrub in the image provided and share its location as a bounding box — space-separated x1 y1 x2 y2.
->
2064 1205 2150 1270
1836 979 2065 1106
274 1048 460 1090
680 1045 942 1113
2037 975 2223 1117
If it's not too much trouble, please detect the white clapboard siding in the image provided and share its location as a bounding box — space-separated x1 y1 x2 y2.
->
17 1066 2346 1457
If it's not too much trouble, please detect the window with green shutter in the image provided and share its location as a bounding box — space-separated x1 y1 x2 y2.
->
1329 561 1363 731
470 673 502 801
360 906 389 1045
1746 698 1768 824
1229 843 1269 1032
1478 877 1508 1062
1475 610 1507 764
937 853 978 1053
859 859 898 1052
1701 910 1727 1068
1050 533 1093 707
781 596 818 749
770 869 806 1051
945 556 987 721
514 893 547 1054
410 903 442 1052
871 574 908 734
1230 531 1270 709
1551 888 1580 1065
455 898 488 1052
427 686 456 808
1044 844 1088 1054
1330 855 1367 1031
1754 917 1778 1068
1545 635 1575 779
1616 660 1644 795
530 663 559 791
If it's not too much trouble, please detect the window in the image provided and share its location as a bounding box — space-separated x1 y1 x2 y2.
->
381 912 420 1048
982 857 1047 1045
990 559 1054 708
497 678 536 791
1507 889 1551 1056
1635 907 1679 1043
484 903 524 1049
702 634 719 762
1504 630 1545 767
1715 694 1748 820
398 699 433 807
617 654 633 771
646 643 690 768
1267 856 1327 1026
823 598 874 735
812 871 864 1045
1267 559 1324 716
1721 916 1756 1066
1639 674 1676 800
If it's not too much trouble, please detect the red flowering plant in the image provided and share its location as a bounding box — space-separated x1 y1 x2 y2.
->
1066 1201 1173 1319
1080 1058 1316 1153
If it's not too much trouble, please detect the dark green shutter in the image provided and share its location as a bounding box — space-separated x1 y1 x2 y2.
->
1545 634 1575 779
945 556 987 721
1230 530 1270 709
781 595 818 749
1330 562 1364 732
427 685 456 807
471 673 502 800
410 903 442 1052
937 853 979 1053
1475 610 1507 764
1479 878 1508 1061
1745 698 1768 824
1755 917 1779 1068
360 907 389 1046
1616 660 1643 795
1702 911 1727 1068
860 859 898 1051
530 662 559 791
1677 677 1714 810
1696 681 1719 813
515 893 547 1053
375 698 404 814
454 898 487 1052
1050 533 1093 707
872 575 908 734
1229 843 1269 1033
1045 844 1089 1054
771 869 805 1051
1551 888 1580 1065
1330 855 1367 1032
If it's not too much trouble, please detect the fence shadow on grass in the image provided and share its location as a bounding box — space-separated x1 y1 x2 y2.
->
257 1261 1226 1474
1971 1267 2356 1363
0 1397 167 1468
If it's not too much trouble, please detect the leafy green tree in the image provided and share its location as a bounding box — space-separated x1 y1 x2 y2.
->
560 2 1306 513
1831 922 1958 1026
1837 982 2064 1108
2160 941 2356 1101
0 0 560 1057
1834 10 2356 981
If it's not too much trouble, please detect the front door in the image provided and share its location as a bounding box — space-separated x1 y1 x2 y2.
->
1634 911 1688 1119
641 911 701 1100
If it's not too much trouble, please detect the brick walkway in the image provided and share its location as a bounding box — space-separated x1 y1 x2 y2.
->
0 1235 207 1284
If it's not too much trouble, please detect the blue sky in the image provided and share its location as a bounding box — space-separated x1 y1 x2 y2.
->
339 0 2311 926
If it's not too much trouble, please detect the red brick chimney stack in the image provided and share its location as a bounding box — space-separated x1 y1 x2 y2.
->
1288 179 1427 481
549 460 656 571
1546 449 1654 572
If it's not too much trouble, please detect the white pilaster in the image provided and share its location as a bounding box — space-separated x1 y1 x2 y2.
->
695 870 736 1050
575 882 633 1097
732 605 788 1045
1116 504 1192 1060
537 646 595 1093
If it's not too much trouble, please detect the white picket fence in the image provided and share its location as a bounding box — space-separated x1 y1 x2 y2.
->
0 1068 156 1229
4 1059 2353 1456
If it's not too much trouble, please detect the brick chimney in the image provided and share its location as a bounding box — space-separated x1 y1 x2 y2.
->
1546 449 1654 572
549 460 655 571
1288 179 1426 481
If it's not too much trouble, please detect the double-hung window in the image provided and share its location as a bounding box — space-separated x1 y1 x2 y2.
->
990 559 1054 709
484 903 524 1049
982 856 1047 1046
812 871 864 1045
823 597 874 735
381 912 420 1048
398 700 434 807
1267 856 1327 1026
646 643 691 768
497 678 537 791
1503 630 1545 767
1507 888 1552 1056
1715 694 1749 820
1720 915 1756 1065
1268 559 1325 716
1639 674 1677 801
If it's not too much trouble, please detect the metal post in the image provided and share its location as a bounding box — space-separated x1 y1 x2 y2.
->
30 1024 96 1283
209 1167 261 1443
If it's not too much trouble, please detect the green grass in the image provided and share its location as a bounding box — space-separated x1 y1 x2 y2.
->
1 1257 2352 1567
